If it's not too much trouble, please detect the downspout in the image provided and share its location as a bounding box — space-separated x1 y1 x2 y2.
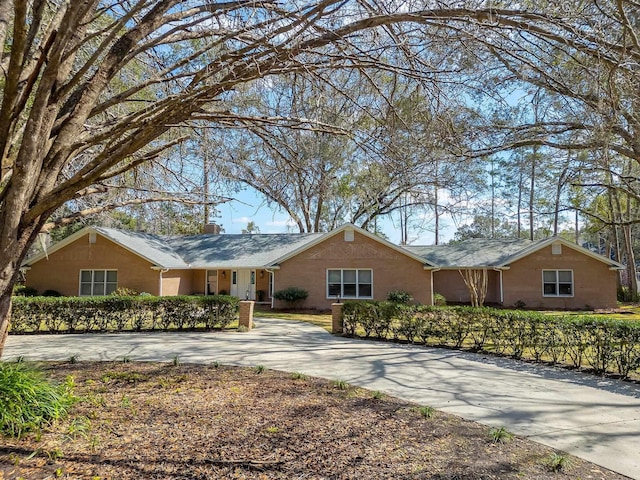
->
428 267 441 306
158 268 169 296
493 267 504 305
266 268 276 309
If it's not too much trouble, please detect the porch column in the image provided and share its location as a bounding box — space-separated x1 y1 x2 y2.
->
239 300 255 331
331 302 344 334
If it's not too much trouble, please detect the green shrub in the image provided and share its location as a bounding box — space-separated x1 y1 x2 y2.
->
42 289 62 297
387 290 413 304
273 287 308 306
10 295 239 334
13 285 38 297
433 292 447 306
341 300 640 378
0 362 75 438
111 287 139 296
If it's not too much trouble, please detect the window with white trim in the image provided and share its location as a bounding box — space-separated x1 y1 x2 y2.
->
327 269 372 299
542 270 573 297
80 270 118 296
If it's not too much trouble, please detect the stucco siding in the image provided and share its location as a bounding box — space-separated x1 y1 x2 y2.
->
502 244 617 309
274 230 431 310
25 233 159 296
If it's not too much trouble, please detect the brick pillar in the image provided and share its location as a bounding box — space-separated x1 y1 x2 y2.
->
239 301 255 331
331 303 344 334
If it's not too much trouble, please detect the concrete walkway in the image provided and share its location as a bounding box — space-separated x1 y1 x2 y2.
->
4 317 640 479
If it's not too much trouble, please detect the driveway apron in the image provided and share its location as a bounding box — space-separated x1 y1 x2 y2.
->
5 317 640 479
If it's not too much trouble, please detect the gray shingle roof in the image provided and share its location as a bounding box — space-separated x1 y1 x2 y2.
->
94 228 323 268
404 238 537 267
94 227 189 268
167 233 323 268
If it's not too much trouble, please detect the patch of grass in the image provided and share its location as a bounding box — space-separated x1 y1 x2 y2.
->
545 452 572 472
413 405 435 418
66 416 91 439
333 379 349 390
171 355 180 366
68 355 79 364
254 365 266 374
253 309 333 331
0 362 76 438
372 390 384 400
489 426 514 444
100 371 146 384
291 371 307 380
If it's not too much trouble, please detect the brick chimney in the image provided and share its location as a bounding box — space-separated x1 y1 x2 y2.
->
203 223 221 234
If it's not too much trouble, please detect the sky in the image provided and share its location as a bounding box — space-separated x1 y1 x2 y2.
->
216 187 457 245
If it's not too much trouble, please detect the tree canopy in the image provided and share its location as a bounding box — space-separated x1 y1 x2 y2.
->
3 0 640 353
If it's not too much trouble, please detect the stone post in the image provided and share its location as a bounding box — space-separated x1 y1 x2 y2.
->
239 300 255 331
331 302 344 334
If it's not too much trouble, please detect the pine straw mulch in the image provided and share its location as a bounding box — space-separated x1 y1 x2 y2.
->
0 361 630 480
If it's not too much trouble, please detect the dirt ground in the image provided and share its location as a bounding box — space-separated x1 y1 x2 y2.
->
0 361 630 479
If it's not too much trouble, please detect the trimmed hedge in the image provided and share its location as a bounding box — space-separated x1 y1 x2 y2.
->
10 295 240 334
342 302 640 379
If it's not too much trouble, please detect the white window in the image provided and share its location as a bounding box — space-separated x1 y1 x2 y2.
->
542 270 573 297
80 270 117 296
327 269 372 299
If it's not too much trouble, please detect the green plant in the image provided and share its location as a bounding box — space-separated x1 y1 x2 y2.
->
544 452 572 472
372 390 384 400
256 289 265 301
171 355 180 366
43 289 62 297
46 447 64 461
433 293 447 306
13 285 37 297
111 287 139 296
514 299 526 309
273 286 309 306
0 363 75 437
122 356 131 363
254 365 266 374
237 325 248 332
68 354 79 364
333 379 349 390
489 426 513 444
415 405 435 418
211 361 220 368
265 426 279 434
387 290 413 304
66 416 91 440
291 372 307 380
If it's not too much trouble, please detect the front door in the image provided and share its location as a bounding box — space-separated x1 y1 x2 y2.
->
230 269 256 299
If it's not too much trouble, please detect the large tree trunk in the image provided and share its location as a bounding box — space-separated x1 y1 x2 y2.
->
0 213 47 356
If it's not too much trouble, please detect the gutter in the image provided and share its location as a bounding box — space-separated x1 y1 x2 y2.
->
151 266 170 296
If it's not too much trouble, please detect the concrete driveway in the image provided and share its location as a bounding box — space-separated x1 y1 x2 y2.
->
4 317 640 479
